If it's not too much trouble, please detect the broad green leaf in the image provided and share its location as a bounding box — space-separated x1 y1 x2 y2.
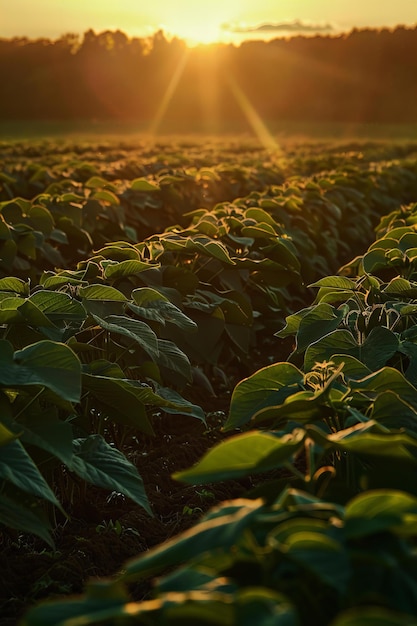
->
95 245 139 261
175 430 306 484
28 205 54 236
274 528 349 590
309 276 357 290
331 355 372 380
123 498 264 580
129 298 197 331
0 439 60 507
253 388 326 425
305 327 398 372
225 363 304 431
132 287 168 306
275 307 311 339
345 490 417 539
0 277 29 295
29 290 86 322
359 326 399 369
307 421 417 464
131 178 160 192
92 314 159 360
79 284 128 301
91 190 120 205
0 296 31 324
351 367 417 409
297 303 347 352
241 222 279 238
189 237 235 265
85 176 117 191
156 339 192 381
363 248 396 274
103 259 156 279
383 277 417 297
70 435 151 515
399 231 417 253
155 386 205 423
82 374 154 435
0 340 81 403
371 391 417 431
245 207 280 227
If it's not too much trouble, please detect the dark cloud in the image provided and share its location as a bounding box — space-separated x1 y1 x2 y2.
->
222 20 335 35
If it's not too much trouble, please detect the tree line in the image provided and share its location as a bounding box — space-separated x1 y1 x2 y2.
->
0 26 416 128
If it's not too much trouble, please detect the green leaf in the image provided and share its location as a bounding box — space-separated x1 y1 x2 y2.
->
297 303 347 352
155 386 206 423
0 439 60 507
131 178 160 192
271 525 349 591
92 314 159 360
304 327 399 372
189 236 236 265
29 290 86 322
175 430 306 484
82 374 154 435
309 276 357 290
371 391 417 431
225 363 304 431
91 190 120 205
0 340 81 403
253 389 326 425
308 421 417 464
28 205 54 236
275 306 312 339
103 259 156 279
79 284 128 302
0 277 29 295
351 367 417 409
331 355 372 380
85 176 117 190
70 435 152 515
345 490 417 539
123 499 264 580
359 326 399 370
156 339 192 381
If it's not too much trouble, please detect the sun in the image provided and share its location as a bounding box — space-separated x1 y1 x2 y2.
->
166 14 225 45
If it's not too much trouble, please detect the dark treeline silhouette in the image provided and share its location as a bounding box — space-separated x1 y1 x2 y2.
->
1 26 416 129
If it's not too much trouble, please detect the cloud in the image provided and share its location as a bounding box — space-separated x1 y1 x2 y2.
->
222 20 335 35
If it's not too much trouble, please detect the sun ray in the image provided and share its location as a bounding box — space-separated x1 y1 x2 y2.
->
148 50 189 136
226 74 278 150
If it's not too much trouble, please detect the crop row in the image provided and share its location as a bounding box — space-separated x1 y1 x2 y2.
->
0 142 416 624
22 186 417 622
0 152 417 537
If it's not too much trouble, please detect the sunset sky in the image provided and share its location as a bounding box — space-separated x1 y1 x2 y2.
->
1 0 416 44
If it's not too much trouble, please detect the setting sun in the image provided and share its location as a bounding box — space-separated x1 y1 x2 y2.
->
165 14 224 45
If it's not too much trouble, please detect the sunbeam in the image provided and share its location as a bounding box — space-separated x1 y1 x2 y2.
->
226 74 278 150
148 50 189 136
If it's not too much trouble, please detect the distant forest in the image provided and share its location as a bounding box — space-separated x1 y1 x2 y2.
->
1 26 416 128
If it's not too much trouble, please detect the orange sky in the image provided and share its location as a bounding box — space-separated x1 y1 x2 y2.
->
1 0 416 44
